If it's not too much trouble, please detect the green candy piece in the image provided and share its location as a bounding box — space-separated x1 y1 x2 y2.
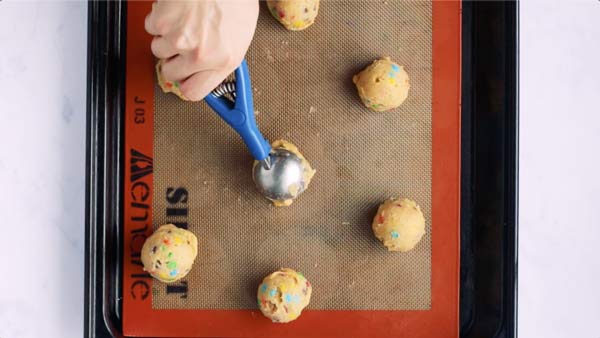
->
167 261 177 269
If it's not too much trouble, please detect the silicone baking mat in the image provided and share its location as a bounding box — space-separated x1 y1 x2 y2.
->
123 1 460 337
152 0 431 311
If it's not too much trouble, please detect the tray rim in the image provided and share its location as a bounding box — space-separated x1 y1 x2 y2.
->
85 1 125 337
459 2 518 338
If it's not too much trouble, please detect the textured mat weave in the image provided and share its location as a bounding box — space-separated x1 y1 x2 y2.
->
151 0 432 310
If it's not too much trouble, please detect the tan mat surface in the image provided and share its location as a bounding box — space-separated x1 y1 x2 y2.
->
151 0 432 310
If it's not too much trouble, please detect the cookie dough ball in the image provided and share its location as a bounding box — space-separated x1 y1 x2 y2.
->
372 198 425 252
253 139 316 207
156 60 188 100
353 57 410 112
141 224 198 283
257 268 312 323
266 0 320 31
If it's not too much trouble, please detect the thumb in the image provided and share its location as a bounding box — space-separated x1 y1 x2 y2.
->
179 69 231 102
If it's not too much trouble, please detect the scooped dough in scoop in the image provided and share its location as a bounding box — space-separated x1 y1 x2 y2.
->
253 139 316 207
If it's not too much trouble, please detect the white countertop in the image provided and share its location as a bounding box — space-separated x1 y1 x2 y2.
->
0 1 598 337
520 1 600 337
0 2 87 338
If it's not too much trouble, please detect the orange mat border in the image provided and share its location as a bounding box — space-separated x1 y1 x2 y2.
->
123 1 461 337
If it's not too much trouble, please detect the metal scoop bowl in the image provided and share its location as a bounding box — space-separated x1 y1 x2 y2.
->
252 148 309 202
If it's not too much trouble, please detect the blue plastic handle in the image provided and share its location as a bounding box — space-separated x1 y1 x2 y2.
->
204 60 271 161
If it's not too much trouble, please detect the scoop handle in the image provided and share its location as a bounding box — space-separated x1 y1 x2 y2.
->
204 60 271 161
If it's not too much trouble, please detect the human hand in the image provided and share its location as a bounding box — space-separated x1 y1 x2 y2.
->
145 0 259 101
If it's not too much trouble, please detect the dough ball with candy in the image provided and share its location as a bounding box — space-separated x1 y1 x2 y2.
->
257 268 312 323
141 224 198 283
156 59 188 100
267 0 320 31
372 198 425 252
353 57 410 111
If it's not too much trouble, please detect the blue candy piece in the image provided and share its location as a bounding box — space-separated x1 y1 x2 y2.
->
269 288 277 297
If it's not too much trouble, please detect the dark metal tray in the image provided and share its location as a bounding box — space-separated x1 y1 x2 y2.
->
84 1 518 337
